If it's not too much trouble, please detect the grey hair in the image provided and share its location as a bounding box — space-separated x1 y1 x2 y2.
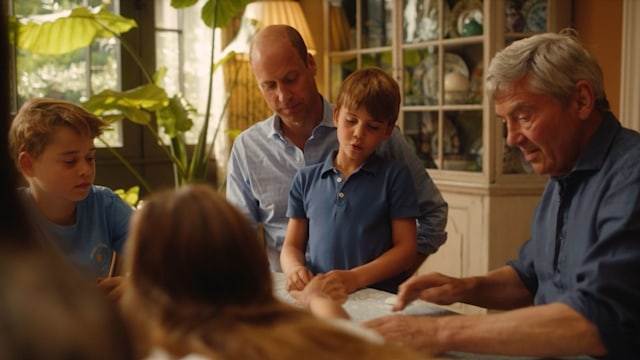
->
486 28 609 112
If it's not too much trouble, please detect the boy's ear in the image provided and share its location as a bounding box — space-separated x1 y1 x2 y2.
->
383 123 394 139
18 152 36 177
333 107 340 127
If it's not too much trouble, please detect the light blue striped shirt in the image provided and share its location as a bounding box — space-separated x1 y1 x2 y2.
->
226 97 447 270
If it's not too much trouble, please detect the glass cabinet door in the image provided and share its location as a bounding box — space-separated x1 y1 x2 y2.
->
326 0 569 178
400 0 484 173
327 0 393 102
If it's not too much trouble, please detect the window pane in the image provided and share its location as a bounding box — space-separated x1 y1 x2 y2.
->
154 2 226 151
13 0 122 147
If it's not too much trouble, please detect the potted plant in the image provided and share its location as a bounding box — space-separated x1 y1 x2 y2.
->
10 0 253 194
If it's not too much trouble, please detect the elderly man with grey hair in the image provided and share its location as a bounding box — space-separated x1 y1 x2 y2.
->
366 29 640 360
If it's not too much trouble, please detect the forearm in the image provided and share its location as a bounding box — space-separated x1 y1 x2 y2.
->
436 302 607 357
280 245 306 274
306 292 350 320
461 266 533 310
351 244 415 290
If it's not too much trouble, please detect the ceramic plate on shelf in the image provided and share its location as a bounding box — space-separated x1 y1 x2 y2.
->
444 52 469 78
457 8 483 37
522 0 547 32
411 54 439 105
448 0 483 38
413 53 469 105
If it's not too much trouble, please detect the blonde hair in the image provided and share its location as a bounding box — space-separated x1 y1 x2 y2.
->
122 184 426 360
8 98 107 168
335 67 401 125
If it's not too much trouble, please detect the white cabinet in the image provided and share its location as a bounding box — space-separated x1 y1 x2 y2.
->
324 0 571 314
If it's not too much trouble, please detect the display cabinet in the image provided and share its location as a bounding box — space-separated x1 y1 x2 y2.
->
324 0 571 314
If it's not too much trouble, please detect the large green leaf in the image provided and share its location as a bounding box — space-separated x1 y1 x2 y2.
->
156 95 195 138
201 0 252 28
15 6 137 55
82 84 169 125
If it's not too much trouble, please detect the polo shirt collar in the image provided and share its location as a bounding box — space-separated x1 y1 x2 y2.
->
320 150 385 177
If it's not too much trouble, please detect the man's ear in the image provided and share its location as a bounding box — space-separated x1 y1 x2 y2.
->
18 152 36 177
574 80 595 120
307 52 317 76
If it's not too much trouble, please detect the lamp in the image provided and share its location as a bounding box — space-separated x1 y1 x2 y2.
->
329 3 351 51
241 0 316 54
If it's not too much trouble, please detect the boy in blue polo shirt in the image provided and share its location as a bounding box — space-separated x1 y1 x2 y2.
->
281 67 419 294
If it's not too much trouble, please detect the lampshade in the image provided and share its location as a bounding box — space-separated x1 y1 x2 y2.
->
242 0 317 54
329 3 351 51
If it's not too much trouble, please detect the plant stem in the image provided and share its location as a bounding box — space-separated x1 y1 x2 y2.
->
97 137 153 194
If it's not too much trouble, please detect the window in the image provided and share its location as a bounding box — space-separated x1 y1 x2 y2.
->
154 0 227 154
11 0 123 146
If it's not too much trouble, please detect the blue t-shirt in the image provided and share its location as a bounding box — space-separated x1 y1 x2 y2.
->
508 113 640 359
287 151 419 292
21 185 134 278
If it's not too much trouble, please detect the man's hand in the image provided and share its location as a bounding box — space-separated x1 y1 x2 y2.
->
364 315 443 355
394 272 468 311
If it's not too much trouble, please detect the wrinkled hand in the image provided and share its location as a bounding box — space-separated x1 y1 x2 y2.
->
394 272 467 311
96 276 126 304
364 315 443 355
290 273 348 306
285 266 314 292
324 269 361 294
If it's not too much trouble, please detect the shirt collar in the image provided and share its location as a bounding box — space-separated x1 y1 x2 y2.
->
268 96 335 140
552 112 620 183
573 112 620 172
320 150 385 177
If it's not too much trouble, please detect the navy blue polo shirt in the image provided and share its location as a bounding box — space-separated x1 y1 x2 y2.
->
287 151 419 292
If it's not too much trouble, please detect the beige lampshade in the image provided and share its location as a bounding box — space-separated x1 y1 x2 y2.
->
329 4 351 51
242 0 317 54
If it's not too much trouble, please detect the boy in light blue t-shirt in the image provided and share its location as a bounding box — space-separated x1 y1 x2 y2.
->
9 98 133 300
281 67 419 294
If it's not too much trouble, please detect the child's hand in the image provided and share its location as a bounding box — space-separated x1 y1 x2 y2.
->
292 273 348 307
96 275 126 304
324 270 362 294
285 266 313 291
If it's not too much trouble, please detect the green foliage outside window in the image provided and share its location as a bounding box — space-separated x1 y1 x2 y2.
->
10 0 252 192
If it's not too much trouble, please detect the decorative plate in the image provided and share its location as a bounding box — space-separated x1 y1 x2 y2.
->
457 8 483 37
448 0 483 38
444 52 469 78
522 0 547 33
412 52 469 105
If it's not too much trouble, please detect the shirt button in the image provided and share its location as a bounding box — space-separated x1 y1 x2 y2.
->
336 177 343 183
338 192 345 198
